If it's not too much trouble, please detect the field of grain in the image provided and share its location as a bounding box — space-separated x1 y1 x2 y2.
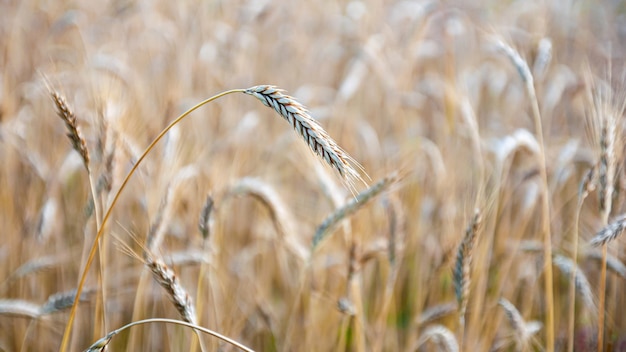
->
1 1 626 351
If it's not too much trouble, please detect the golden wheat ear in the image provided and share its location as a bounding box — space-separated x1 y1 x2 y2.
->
244 85 368 192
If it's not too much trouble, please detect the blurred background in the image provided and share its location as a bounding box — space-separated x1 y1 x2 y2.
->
1 0 626 351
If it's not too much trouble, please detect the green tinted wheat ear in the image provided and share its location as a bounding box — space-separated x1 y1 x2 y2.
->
244 85 367 189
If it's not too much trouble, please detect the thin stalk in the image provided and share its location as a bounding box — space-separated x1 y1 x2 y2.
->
60 89 244 352
566 198 584 352
84 318 254 352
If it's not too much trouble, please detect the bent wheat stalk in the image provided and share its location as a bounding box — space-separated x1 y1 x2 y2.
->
84 318 254 352
61 86 367 351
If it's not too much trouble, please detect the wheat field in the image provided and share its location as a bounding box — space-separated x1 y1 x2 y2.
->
1 0 626 351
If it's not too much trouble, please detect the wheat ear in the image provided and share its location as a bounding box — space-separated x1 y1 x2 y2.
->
453 208 481 333
414 325 459 352
596 100 618 352
244 85 367 190
312 173 397 248
498 298 542 351
49 90 91 170
553 255 597 316
590 213 626 246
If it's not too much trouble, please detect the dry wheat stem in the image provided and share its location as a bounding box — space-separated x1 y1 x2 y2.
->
567 175 592 352
83 318 255 352
496 38 554 352
244 85 367 190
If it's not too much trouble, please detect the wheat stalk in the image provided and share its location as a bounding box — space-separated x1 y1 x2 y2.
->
244 85 367 190
83 318 255 352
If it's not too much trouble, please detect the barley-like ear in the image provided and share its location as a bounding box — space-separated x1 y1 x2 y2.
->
49 90 91 170
590 213 626 247
244 85 367 190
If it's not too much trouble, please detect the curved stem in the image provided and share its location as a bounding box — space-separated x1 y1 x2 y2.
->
60 89 245 352
86 318 254 352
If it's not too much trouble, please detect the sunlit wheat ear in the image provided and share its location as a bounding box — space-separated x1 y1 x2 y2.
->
244 85 368 191
49 90 91 171
499 298 542 351
590 213 626 246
